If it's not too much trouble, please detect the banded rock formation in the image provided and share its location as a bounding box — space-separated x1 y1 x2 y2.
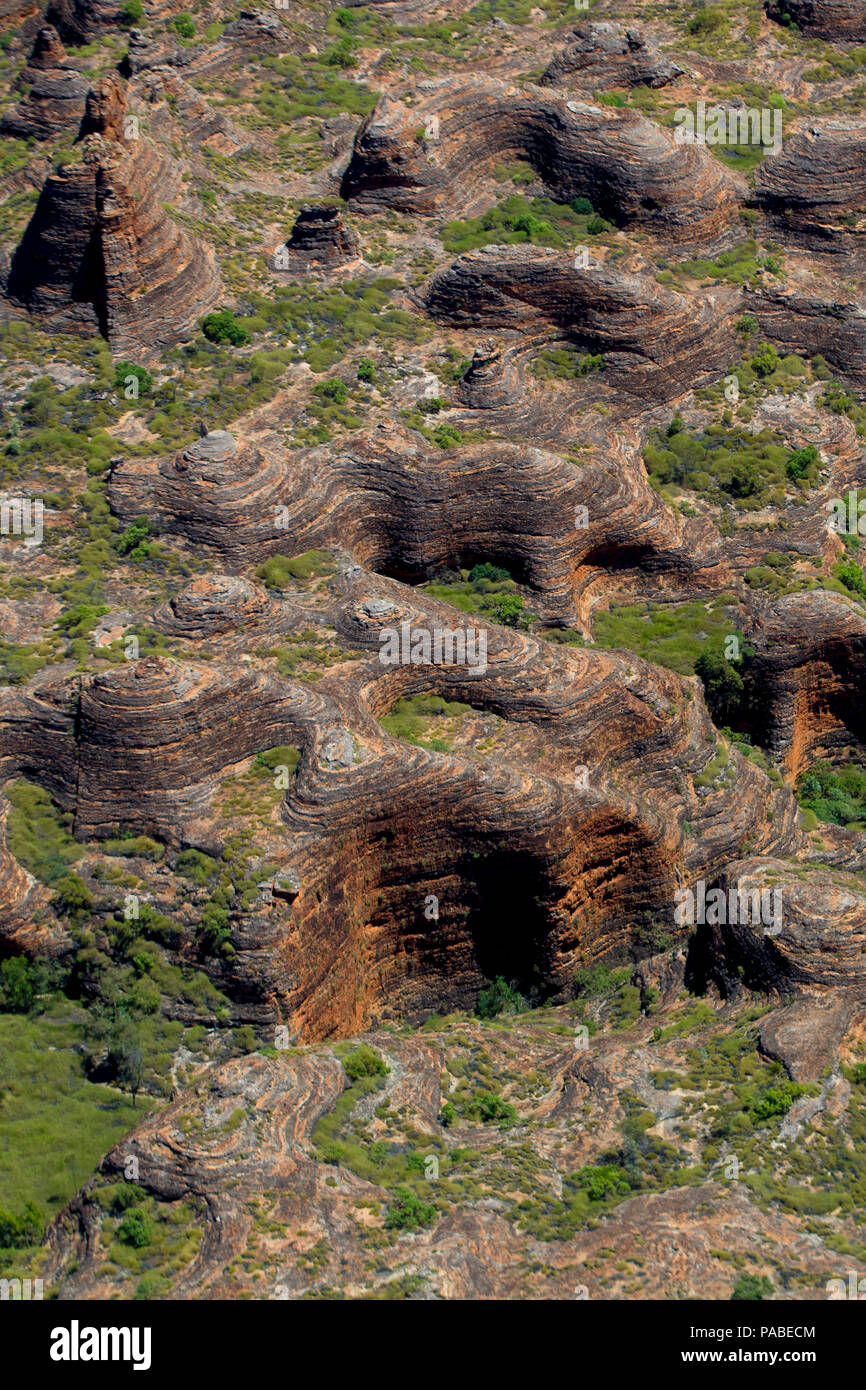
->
765 0 866 39
5 75 220 353
46 0 191 43
0 25 88 140
42 1025 866 1298
108 420 730 624
0 798 60 957
0 561 804 1032
745 286 866 385
696 856 866 1004
541 22 685 90
341 76 739 248
273 205 361 272
753 119 866 249
743 591 866 774
423 246 737 402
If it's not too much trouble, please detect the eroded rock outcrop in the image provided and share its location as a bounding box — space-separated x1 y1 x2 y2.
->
107 420 730 624
423 246 736 401
694 856 866 1004
5 74 220 353
46 0 190 43
743 591 866 774
455 339 524 409
765 0 866 40
753 119 866 249
341 77 739 247
42 1023 865 1299
272 205 361 272
541 22 685 90
745 286 866 385
0 798 61 957
0 25 88 139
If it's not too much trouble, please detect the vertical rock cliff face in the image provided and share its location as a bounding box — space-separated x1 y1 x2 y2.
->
744 593 866 776
5 74 220 353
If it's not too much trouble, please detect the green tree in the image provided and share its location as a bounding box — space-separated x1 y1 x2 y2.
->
476 975 523 1018
492 593 525 628
201 309 251 347
695 651 744 724
731 1273 774 1300
785 444 818 481
118 1207 152 1247
384 1186 437 1232
113 1027 144 1106
0 956 36 1013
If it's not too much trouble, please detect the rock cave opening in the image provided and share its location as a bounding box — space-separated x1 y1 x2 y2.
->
463 848 559 1004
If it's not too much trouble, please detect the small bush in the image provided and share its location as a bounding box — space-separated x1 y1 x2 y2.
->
343 1045 389 1082
384 1186 437 1232
201 310 251 347
117 1208 152 1248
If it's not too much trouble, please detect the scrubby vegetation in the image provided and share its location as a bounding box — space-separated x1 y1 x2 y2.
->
644 418 820 509
440 194 610 253
796 759 866 830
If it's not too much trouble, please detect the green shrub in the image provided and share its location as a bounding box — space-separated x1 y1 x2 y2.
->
0 958 36 1014
731 1273 774 1300
796 759 866 828
114 362 153 400
574 1164 631 1202
117 1208 152 1248
53 874 94 921
431 423 462 449
0 1200 44 1247
785 444 819 481
171 13 195 37
835 561 866 597
119 0 144 24
175 849 218 885
312 378 348 405
384 1186 437 1232
343 1045 388 1082
201 310 251 347
466 1091 517 1126
476 975 524 1018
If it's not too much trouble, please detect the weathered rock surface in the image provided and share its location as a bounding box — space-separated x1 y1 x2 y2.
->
5 75 220 353
694 856 866 1005
745 285 866 383
0 25 88 139
2 551 809 1036
744 591 866 774
753 120 866 250
41 1018 866 1299
0 798 61 957
273 205 361 272
108 420 731 624
341 76 739 247
423 246 736 401
46 0 190 43
766 0 866 40
541 22 685 90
